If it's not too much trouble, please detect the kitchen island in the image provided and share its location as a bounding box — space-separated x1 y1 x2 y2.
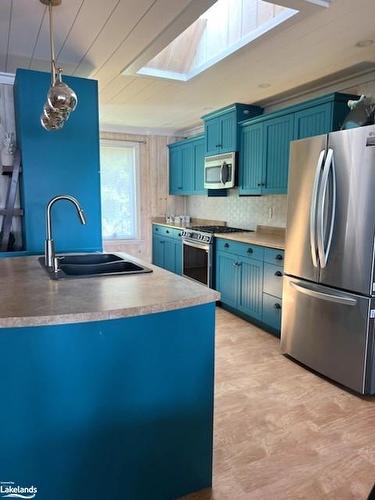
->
0 254 219 500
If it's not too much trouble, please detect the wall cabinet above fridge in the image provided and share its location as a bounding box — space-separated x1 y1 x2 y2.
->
239 92 359 195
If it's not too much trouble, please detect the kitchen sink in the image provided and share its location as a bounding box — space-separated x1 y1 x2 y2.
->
58 253 124 265
38 254 153 280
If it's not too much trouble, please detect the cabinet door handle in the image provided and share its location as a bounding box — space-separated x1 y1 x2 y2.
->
232 261 237 267
224 243 229 248
257 182 265 186
275 254 283 261
247 248 253 254
166 230 170 234
274 271 283 277
274 303 282 310
155 227 159 231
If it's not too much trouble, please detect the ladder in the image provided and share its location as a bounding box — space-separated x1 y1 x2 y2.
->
0 150 23 251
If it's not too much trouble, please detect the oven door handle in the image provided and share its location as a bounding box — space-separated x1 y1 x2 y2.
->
183 240 209 252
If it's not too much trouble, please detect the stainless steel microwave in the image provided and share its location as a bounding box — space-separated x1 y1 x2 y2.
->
204 152 236 189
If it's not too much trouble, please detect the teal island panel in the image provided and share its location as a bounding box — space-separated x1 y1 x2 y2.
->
0 303 215 500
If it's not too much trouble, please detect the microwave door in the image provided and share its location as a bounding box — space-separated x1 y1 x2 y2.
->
205 165 222 186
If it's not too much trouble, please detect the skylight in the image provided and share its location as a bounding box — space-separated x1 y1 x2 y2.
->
136 0 298 82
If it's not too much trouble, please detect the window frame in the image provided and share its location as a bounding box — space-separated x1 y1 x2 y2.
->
100 139 141 242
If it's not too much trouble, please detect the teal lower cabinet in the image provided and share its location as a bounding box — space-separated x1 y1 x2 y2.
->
215 251 239 309
152 224 182 275
215 238 284 335
262 293 282 331
237 256 263 320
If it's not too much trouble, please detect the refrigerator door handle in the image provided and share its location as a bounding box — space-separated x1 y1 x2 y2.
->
309 149 325 268
317 148 336 269
290 280 357 306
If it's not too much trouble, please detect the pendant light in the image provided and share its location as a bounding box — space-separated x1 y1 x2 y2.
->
40 0 78 131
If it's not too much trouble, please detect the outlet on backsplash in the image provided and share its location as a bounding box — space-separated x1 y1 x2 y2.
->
268 207 273 220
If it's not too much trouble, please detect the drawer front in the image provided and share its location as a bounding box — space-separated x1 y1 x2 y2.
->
264 247 284 266
263 263 284 298
153 224 183 240
262 293 282 333
216 238 264 261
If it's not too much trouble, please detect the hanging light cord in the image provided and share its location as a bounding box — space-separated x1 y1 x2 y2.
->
48 0 57 85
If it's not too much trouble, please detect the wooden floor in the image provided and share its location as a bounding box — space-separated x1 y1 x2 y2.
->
182 307 375 500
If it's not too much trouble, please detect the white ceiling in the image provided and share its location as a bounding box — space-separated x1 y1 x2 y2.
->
1 0 375 133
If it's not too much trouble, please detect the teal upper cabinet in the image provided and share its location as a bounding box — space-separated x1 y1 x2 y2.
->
239 92 359 195
169 147 183 194
205 118 222 156
239 123 263 194
294 103 332 139
193 137 206 194
181 144 194 194
240 115 294 195
263 114 294 194
169 135 206 196
202 103 263 156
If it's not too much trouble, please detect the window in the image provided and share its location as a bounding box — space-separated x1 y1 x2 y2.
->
100 140 139 240
134 0 298 82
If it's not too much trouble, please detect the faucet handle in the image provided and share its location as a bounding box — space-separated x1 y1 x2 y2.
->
53 256 60 273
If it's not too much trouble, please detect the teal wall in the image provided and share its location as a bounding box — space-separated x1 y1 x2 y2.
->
14 69 102 254
0 303 215 500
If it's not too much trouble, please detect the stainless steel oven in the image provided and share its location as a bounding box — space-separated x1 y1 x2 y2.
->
182 230 213 288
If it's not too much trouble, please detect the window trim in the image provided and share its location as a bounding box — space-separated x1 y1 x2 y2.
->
100 139 141 242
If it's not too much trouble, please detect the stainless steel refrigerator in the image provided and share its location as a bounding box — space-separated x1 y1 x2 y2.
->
281 124 375 394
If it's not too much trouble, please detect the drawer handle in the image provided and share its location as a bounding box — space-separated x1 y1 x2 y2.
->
274 303 282 310
178 232 182 237
247 248 253 254
274 271 283 277
166 230 170 234
155 227 159 231
232 261 242 267
160 241 165 244
224 243 229 248
257 182 265 186
275 254 283 261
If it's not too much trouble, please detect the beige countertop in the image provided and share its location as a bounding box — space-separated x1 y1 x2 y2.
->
0 254 220 328
214 226 286 250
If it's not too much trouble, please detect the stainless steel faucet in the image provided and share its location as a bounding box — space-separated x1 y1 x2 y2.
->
45 195 86 271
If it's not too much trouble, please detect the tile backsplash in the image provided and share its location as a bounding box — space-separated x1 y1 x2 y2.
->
186 191 287 229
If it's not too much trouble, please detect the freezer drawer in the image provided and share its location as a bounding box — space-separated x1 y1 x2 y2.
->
281 275 372 393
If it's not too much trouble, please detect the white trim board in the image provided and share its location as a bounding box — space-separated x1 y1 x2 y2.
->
0 72 15 85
